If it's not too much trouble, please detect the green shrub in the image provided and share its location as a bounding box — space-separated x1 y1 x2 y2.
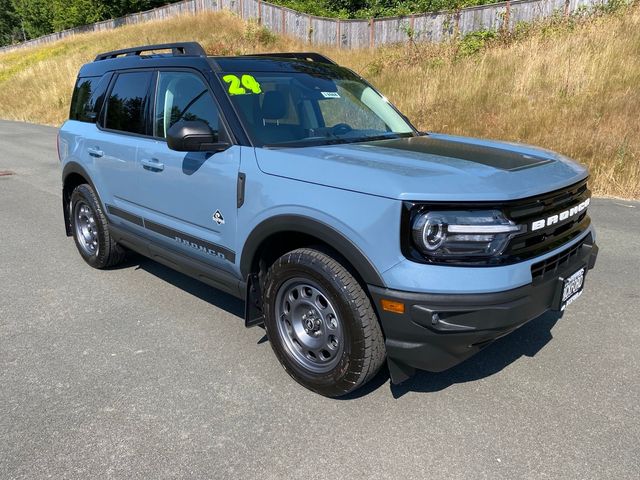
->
457 29 497 57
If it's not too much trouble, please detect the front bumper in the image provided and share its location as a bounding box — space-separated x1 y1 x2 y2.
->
369 236 599 384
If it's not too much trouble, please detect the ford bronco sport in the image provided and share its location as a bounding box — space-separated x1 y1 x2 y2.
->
59 42 598 397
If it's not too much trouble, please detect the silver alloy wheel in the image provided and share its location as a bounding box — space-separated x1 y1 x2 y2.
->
74 201 99 256
274 278 344 373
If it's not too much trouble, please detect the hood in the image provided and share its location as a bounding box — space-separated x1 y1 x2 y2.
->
255 133 588 202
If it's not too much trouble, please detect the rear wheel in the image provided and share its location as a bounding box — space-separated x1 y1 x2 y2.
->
70 184 126 269
263 248 386 397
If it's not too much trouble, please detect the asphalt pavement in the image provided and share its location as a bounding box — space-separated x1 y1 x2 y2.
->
1 119 639 479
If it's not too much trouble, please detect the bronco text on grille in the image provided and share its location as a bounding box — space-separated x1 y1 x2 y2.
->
530 198 590 231
503 179 591 262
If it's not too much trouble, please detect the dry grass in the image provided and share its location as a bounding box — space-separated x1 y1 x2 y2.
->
1 7 638 198
0 12 299 126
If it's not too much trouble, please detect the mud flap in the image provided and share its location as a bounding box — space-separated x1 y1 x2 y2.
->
387 357 416 385
62 191 72 236
245 273 265 328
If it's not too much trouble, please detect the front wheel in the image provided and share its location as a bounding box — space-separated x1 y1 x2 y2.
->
262 248 386 397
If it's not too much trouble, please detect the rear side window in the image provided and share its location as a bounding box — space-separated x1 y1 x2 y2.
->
104 71 152 135
69 75 110 123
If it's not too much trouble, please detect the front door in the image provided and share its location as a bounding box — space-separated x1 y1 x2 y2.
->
131 70 240 271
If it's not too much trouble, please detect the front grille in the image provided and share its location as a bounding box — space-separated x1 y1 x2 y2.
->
531 233 592 280
502 179 591 262
400 178 592 266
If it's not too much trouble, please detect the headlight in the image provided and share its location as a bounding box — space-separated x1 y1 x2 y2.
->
411 210 523 261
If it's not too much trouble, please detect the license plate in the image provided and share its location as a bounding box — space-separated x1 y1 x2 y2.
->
560 267 586 311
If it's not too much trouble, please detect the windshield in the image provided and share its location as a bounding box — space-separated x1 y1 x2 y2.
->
219 68 415 147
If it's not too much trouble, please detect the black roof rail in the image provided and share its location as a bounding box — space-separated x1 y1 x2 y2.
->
94 42 206 61
241 52 336 65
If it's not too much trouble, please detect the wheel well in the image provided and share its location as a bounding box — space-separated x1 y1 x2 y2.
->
250 231 367 288
62 172 88 236
242 215 384 290
63 172 87 198
243 229 383 329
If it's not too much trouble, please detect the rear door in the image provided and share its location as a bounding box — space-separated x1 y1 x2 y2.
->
89 70 154 215
129 69 241 271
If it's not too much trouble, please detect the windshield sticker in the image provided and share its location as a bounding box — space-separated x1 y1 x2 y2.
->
223 74 262 95
321 91 340 98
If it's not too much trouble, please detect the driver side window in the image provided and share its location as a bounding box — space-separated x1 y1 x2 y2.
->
154 71 219 139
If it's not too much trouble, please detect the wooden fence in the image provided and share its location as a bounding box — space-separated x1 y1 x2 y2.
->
0 0 611 53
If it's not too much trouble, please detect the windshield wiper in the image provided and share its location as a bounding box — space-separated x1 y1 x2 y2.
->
263 137 350 148
334 132 414 144
263 132 414 148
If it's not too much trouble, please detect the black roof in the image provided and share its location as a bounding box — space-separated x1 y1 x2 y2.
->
211 56 343 74
80 42 340 77
79 54 211 77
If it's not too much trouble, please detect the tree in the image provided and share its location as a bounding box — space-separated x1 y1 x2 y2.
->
7 1 175 42
11 0 54 39
0 0 21 45
51 0 105 31
328 0 368 11
104 1 174 18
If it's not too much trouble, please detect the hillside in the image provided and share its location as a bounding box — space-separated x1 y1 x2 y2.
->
0 7 638 198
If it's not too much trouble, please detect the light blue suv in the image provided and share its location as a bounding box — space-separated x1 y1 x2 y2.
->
59 42 598 396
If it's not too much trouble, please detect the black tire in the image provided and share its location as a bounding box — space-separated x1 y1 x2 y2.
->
262 247 386 397
70 184 126 269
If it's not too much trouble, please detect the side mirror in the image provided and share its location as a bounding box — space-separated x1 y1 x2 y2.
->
166 120 230 152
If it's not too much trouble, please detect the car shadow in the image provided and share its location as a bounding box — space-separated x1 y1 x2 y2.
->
117 252 245 318
340 310 562 400
114 253 561 400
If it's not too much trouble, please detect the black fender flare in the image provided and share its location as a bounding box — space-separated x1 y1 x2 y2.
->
239 214 386 288
61 162 100 236
62 161 95 189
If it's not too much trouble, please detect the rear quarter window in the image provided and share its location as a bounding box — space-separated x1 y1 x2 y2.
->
69 75 111 123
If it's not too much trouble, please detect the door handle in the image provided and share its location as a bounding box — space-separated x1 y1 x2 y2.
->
141 158 164 172
87 147 104 158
